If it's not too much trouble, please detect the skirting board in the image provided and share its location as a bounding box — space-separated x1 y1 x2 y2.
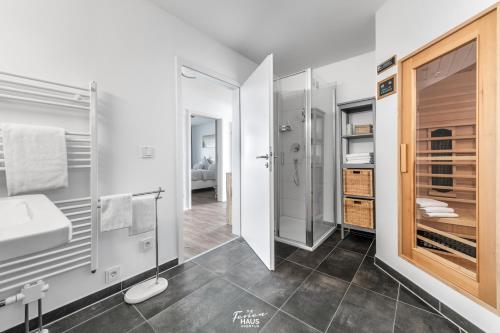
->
4 258 178 333
374 257 484 333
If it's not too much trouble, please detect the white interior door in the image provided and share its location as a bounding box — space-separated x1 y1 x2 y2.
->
240 54 275 270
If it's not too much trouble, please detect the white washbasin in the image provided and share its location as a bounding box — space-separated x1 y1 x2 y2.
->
0 194 72 262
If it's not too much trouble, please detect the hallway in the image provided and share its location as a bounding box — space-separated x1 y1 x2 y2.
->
183 189 236 259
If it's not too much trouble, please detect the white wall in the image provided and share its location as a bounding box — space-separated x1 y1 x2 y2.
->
314 51 375 104
375 1 499 332
0 0 255 330
191 120 216 164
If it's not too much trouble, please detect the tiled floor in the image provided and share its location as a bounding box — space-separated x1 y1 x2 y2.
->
46 231 461 333
183 189 236 259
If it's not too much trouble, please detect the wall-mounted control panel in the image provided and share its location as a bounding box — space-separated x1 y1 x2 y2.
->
140 146 154 159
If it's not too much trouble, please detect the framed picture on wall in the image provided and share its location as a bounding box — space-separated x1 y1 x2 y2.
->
202 134 215 148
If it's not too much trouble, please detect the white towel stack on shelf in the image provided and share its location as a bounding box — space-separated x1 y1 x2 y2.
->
417 198 459 218
345 152 374 164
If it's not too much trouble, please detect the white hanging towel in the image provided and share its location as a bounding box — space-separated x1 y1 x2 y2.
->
100 194 133 232
129 195 156 236
1 123 68 196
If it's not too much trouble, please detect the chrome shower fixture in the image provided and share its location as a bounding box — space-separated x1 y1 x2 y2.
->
291 143 300 152
293 158 300 186
279 124 292 132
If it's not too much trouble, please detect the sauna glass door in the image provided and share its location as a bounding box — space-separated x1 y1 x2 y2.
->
400 8 497 308
415 41 477 274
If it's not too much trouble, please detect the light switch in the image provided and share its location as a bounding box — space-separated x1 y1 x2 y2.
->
140 146 154 159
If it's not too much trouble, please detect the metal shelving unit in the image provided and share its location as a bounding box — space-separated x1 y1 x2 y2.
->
337 97 376 238
341 133 373 139
341 163 375 169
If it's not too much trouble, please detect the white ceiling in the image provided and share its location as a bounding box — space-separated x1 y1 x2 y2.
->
154 0 386 74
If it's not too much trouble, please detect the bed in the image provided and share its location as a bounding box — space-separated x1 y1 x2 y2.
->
191 164 217 190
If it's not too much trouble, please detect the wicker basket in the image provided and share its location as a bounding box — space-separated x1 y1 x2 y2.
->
354 124 373 134
344 198 374 229
343 169 373 197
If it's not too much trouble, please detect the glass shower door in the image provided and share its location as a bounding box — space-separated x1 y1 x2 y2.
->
274 69 337 249
274 70 309 246
311 70 336 246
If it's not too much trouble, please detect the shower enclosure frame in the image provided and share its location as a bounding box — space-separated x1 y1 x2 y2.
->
274 68 337 251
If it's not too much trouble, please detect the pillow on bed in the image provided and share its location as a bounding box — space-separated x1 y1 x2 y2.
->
208 163 216 171
200 157 210 169
193 162 203 170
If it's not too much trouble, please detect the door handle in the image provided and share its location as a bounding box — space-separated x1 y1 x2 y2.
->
400 144 407 173
256 154 269 160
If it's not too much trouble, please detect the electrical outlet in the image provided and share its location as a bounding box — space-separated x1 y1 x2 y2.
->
105 265 121 284
140 237 154 251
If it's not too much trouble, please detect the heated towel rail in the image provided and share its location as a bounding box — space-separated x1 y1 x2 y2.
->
0 71 98 294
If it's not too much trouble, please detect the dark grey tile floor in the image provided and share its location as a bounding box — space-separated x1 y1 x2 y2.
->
46 231 461 333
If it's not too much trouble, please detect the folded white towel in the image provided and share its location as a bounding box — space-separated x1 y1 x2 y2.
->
423 212 459 218
420 206 455 213
100 194 133 232
416 198 448 208
346 158 373 162
1 123 68 196
345 159 373 164
129 195 156 236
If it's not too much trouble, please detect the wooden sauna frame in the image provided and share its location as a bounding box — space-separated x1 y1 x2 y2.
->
398 4 500 311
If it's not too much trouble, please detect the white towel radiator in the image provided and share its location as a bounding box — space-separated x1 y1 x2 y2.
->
0 71 98 294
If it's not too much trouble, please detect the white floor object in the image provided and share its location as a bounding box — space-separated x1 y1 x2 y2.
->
124 277 168 304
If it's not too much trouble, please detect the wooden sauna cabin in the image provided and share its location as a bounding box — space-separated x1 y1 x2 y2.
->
399 6 498 308
414 43 477 274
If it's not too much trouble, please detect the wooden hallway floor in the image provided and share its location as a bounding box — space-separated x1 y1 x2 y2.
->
183 189 236 259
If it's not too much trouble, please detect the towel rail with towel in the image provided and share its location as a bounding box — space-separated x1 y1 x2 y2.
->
97 187 167 304
0 130 92 170
0 71 98 294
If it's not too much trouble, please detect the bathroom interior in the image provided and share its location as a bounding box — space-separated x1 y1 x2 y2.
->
1 1 500 333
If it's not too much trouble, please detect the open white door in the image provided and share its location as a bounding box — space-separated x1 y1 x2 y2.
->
240 54 275 270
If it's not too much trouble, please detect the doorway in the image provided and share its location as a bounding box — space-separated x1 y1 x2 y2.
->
185 114 235 258
176 61 241 262
175 54 276 270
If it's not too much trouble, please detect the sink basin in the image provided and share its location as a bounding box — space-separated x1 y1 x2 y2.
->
0 194 72 262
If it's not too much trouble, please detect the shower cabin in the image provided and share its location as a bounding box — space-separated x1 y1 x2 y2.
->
274 69 337 250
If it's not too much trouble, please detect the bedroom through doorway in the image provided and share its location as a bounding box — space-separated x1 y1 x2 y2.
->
181 66 239 260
